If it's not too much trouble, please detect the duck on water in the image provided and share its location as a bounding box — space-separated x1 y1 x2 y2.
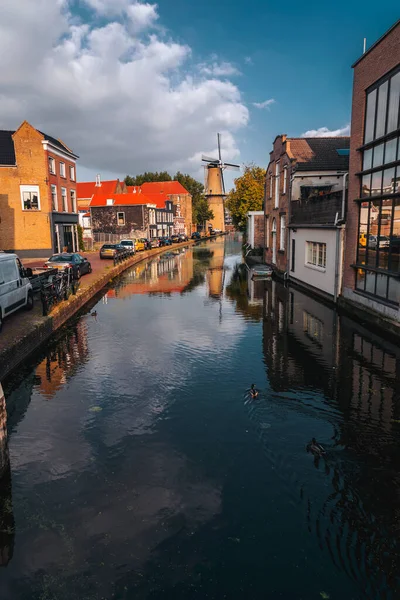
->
306 438 326 456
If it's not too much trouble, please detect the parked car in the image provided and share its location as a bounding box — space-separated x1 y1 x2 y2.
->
158 237 172 247
120 239 136 255
141 238 155 250
147 238 159 249
191 232 201 240
170 234 181 243
0 253 34 331
100 244 119 259
178 234 188 242
368 235 390 250
135 239 146 252
44 253 92 279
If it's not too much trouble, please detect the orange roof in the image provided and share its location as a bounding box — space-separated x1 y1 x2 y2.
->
141 192 170 209
141 181 191 196
77 180 120 199
90 192 155 207
127 186 142 193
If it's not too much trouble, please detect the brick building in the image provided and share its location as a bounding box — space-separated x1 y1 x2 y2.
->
0 121 79 257
141 181 193 235
247 211 264 249
342 20 400 325
264 135 349 283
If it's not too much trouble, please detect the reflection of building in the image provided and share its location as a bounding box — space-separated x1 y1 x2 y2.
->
0 383 14 567
206 240 225 298
342 20 400 318
35 320 90 400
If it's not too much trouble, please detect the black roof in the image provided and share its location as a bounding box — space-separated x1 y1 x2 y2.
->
294 137 350 172
38 131 77 157
0 130 16 165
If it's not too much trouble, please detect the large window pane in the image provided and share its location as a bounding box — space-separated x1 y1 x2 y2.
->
388 277 400 304
358 202 369 263
363 148 373 170
375 81 388 139
365 270 376 294
387 72 400 133
384 138 397 164
395 167 400 194
365 89 377 143
378 199 392 270
362 174 371 197
356 269 366 291
375 273 387 299
382 167 395 195
367 200 380 267
373 142 384 167
390 199 400 272
371 170 382 195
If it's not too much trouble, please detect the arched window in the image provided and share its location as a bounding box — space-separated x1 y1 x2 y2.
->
272 218 277 233
266 217 269 248
280 215 286 250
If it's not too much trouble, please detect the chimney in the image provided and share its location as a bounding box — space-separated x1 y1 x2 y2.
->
95 174 101 187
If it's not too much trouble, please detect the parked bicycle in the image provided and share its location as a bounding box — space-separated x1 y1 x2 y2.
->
41 267 77 316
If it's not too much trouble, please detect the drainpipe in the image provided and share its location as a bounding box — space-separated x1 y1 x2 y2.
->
333 172 348 302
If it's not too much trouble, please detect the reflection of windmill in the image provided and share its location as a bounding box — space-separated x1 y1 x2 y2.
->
202 133 240 233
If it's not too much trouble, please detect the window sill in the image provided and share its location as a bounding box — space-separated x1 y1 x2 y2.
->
22 208 40 212
353 288 399 308
305 263 326 273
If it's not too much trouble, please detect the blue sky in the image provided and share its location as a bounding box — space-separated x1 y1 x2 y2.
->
0 0 398 185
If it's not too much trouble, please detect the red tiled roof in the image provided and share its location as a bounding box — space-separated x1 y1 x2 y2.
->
141 192 170 209
77 180 120 199
141 181 190 196
127 185 142 193
90 192 153 207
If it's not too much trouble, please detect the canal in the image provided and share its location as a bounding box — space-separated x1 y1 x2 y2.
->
1 235 400 599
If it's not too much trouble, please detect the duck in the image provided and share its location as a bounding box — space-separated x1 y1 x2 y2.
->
307 438 326 456
249 383 259 399
91 310 97 317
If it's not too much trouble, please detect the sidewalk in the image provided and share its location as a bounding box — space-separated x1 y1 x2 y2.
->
0 243 193 382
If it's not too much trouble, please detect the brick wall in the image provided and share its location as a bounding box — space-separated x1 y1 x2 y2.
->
168 193 193 235
0 122 52 254
264 135 291 274
91 205 147 235
47 150 77 214
343 22 400 291
254 214 264 247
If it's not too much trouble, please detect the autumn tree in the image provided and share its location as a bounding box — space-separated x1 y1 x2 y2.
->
124 171 213 226
225 164 266 230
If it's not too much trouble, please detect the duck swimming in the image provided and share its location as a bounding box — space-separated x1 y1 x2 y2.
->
307 438 326 456
91 311 97 317
249 384 259 399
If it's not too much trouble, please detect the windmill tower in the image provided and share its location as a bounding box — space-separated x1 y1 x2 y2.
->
202 133 240 233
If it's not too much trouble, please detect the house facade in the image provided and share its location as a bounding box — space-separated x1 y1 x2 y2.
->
141 181 193 235
342 20 400 324
0 121 79 257
247 211 264 249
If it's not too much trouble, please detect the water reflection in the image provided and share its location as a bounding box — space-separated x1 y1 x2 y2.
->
0 385 14 567
262 279 400 597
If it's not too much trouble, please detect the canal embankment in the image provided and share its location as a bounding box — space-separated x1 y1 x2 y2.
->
0 240 195 382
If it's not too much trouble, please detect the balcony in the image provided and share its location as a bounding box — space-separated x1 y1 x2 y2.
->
290 191 345 226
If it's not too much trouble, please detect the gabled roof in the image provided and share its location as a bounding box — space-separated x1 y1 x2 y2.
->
0 130 16 165
141 192 170 209
289 137 350 171
141 181 191 196
77 180 120 199
38 130 77 157
90 192 150 207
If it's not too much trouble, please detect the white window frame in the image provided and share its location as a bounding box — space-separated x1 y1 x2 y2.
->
51 184 58 211
274 161 280 208
69 165 75 181
266 217 269 248
61 187 67 212
48 156 55 174
70 189 77 213
117 211 125 226
306 241 326 269
60 162 66 178
279 215 285 250
106 198 114 206
283 166 287 195
20 185 40 211
270 175 273 199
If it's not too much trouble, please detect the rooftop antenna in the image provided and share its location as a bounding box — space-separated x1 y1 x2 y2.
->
363 38 367 54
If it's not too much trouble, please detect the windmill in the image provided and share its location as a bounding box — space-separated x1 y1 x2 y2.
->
202 133 240 233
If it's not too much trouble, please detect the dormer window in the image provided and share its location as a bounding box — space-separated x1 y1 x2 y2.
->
106 199 114 206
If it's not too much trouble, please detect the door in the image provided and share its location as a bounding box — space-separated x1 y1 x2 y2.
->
272 218 277 264
64 226 73 252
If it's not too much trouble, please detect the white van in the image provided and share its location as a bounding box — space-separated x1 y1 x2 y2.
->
0 253 33 331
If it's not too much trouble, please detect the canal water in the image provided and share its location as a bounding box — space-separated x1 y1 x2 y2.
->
1 235 400 599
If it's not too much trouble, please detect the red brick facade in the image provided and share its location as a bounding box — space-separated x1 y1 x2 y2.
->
343 21 400 295
264 135 291 274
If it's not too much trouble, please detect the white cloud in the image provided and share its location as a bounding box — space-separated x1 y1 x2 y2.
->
301 124 350 137
253 98 275 110
0 0 249 178
244 56 253 65
199 59 240 77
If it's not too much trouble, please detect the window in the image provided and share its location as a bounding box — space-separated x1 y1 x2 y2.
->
70 190 77 212
274 162 280 208
69 165 75 181
20 185 40 211
291 239 295 272
61 187 67 212
48 156 55 174
364 68 400 144
306 241 326 268
106 199 114 206
51 185 58 211
270 174 273 199
60 162 66 177
279 215 285 250
303 311 323 346
117 212 125 226
265 217 269 248
283 166 287 194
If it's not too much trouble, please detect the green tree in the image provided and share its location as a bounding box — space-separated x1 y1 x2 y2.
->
225 164 266 230
124 170 211 226
77 224 85 251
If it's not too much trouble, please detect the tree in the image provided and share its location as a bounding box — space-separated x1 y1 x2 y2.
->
124 171 211 226
225 164 266 231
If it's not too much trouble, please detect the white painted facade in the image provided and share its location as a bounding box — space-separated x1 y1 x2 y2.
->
247 211 264 248
289 227 344 298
